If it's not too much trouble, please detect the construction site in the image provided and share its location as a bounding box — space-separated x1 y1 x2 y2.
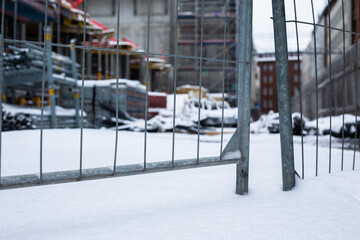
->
0 0 257 132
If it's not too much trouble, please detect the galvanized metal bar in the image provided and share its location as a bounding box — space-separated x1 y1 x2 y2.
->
310 0 319 177
97 37 102 80
272 0 295 191
354 0 359 171
285 20 360 36
13 0 17 40
292 0 305 179
87 32 93 79
113 0 121 174
0 38 247 65
0 156 237 190
220 0 229 160
105 36 109 79
39 0 49 182
70 39 80 128
236 0 253 195
143 0 151 171
125 54 130 79
79 0 88 179
327 0 333 174
57 0 61 54
340 0 346 171
196 0 205 165
45 26 58 128
171 0 180 168
0 0 5 185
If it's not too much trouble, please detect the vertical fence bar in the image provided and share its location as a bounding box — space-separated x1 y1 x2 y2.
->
196 0 205 164
0 0 5 185
340 0 346 171
171 0 180 168
220 0 229 160
143 0 151 171
70 39 80 128
45 26 57 128
39 0 49 183
327 0 333 174
57 0 61 54
79 0 88 179
272 0 295 191
310 0 319 177
236 0 252 195
354 0 359 170
13 0 17 40
292 0 305 179
113 0 121 174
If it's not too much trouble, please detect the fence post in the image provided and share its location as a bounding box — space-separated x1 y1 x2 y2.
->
45 26 58 128
272 0 295 191
70 39 80 128
236 0 253 195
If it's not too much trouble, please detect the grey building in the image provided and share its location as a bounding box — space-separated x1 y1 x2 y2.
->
292 0 359 119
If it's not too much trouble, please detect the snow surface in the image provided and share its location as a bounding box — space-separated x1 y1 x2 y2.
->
0 130 359 240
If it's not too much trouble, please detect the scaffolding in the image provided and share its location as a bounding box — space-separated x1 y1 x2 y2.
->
177 0 237 93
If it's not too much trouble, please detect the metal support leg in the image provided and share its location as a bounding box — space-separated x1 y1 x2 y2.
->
21 23 26 41
110 53 114 78
97 38 102 80
236 0 253 195
105 36 109 79
70 39 80 128
272 0 295 191
125 54 130 79
38 23 42 42
139 56 144 83
87 32 93 79
13 0 17 40
45 26 57 128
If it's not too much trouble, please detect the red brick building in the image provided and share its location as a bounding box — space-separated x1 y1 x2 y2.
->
257 53 301 114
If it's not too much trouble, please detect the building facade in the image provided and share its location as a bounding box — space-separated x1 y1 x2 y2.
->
294 0 360 119
258 53 301 114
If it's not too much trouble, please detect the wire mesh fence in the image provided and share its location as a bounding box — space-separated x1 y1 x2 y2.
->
0 0 358 192
0 0 252 191
285 0 359 179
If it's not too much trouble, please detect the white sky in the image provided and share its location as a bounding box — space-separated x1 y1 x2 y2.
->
253 0 328 53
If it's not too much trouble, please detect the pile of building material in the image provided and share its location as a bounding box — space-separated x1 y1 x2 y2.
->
2 103 86 130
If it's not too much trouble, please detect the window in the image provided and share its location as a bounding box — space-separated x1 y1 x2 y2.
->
134 0 167 16
263 100 268 108
269 100 273 108
269 87 273 96
294 75 299 83
263 88 268 96
269 75 273 83
263 76 268 83
263 64 268 71
269 64 273 72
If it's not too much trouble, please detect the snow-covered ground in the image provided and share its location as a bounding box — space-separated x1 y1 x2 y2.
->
0 129 359 239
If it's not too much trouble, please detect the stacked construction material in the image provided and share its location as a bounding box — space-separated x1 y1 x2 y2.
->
7 44 79 79
2 103 87 130
148 92 167 119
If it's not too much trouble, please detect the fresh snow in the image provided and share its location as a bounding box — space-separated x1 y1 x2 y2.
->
0 129 359 240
